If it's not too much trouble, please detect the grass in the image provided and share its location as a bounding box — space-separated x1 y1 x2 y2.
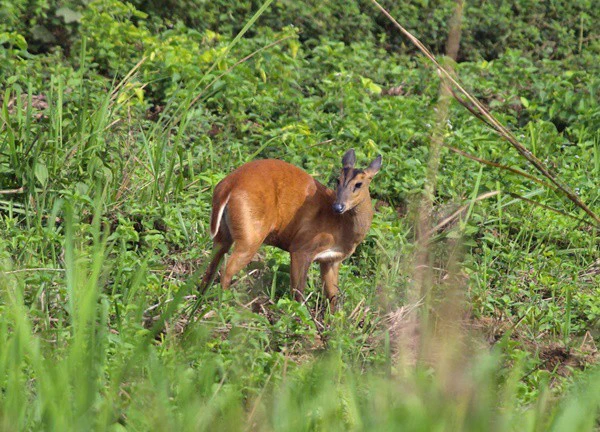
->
1 0 599 430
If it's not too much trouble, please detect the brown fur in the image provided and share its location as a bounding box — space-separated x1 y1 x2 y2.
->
200 149 382 311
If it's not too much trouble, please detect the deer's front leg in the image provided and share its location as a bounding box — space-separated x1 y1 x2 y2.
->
320 261 340 312
290 252 312 303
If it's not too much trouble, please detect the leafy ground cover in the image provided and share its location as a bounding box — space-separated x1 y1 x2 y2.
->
0 0 599 430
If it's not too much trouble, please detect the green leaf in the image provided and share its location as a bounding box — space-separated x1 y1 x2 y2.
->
368 81 382 95
35 161 48 187
0 32 28 50
56 7 83 23
31 26 56 43
289 39 300 59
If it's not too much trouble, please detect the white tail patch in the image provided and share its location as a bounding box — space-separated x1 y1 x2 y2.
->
210 194 230 239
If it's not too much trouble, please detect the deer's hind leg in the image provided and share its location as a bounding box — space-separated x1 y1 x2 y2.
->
219 196 269 290
200 240 232 294
200 210 233 293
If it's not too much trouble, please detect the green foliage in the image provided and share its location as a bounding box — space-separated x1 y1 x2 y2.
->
130 0 375 45
128 0 599 61
0 0 599 429
0 0 83 54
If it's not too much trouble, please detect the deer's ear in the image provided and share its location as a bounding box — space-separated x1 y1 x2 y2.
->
342 149 356 168
365 155 382 178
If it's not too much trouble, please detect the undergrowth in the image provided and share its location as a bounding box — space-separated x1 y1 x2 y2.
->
0 0 598 430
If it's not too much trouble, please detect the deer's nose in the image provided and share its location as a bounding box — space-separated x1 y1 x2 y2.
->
332 203 345 214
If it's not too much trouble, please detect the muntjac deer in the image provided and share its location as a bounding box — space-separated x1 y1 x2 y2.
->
200 149 382 311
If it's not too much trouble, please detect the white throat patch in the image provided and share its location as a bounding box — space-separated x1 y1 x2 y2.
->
314 249 345 262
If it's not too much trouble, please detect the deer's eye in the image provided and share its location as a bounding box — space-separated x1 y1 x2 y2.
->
354 182 363 190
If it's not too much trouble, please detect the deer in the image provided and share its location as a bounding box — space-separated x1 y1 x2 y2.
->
200 149 382 311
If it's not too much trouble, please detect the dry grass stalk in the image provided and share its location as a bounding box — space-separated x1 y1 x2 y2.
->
395 1 479 385
444 145 552 188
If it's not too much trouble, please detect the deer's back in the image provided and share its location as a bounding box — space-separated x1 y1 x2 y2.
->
214 159 333 235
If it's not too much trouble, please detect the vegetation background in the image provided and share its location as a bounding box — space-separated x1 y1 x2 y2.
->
0 0 599 430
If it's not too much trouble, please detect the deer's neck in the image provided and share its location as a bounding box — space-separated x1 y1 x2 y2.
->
347 196 374 242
